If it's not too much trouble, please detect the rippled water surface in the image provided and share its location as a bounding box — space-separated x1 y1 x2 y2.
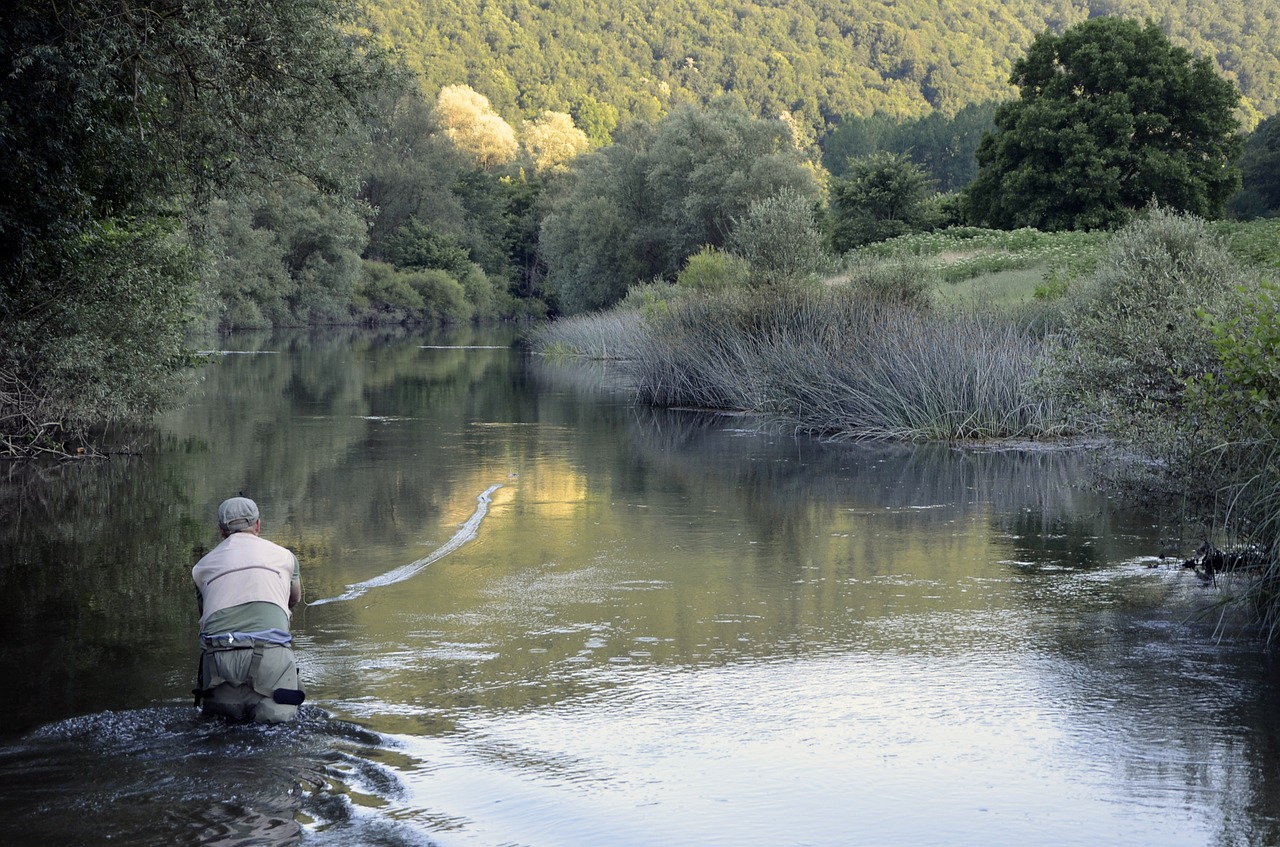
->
2 327 1279 846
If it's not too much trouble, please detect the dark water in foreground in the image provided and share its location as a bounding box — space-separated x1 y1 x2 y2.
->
2 326 1279 846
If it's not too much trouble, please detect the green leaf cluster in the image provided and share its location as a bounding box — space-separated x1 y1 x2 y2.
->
966 18 1244 231
829 152 939 252
539 102 820 313
1195 280 1280 425
1041 206 1254 446
1231 114 1280 218
821 102 1000 191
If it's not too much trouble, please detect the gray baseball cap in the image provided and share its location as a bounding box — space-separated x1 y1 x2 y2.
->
218 496 260 532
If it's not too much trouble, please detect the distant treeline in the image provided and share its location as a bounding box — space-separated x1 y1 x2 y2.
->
363 0 1280 140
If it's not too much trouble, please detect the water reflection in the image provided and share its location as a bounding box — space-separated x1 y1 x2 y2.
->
2 327 1279 846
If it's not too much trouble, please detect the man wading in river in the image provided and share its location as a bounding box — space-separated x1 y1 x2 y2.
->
192 497 305 722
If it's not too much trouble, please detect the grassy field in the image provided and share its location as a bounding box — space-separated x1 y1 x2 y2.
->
852 218 1280 308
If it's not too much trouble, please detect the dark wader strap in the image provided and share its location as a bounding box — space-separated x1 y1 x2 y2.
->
249 642 272 699
193 641 244 706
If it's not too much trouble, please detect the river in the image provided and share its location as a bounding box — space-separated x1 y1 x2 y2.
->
1 326 1278 846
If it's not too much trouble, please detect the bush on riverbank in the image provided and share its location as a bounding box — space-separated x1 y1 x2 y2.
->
1039 209 1260 494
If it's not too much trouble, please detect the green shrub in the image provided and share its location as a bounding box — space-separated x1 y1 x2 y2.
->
1041 207 1255 464
727 188 829 285
2 218 196 454
676 247 751 293
1191 278 1280 429
1186 278 1280 642
618 280 684 316
459 264 503 321
406 268 471 324
384 218 473 275
357 260 424 318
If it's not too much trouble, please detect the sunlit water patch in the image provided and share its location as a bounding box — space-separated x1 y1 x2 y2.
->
362 644 1240 847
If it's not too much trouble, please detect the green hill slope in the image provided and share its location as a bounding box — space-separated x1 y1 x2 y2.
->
362 0 1279 138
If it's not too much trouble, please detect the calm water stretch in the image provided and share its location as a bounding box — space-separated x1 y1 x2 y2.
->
2 327 1279 847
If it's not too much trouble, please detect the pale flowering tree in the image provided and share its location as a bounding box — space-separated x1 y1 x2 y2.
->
434 84 518 169
521 111 590 172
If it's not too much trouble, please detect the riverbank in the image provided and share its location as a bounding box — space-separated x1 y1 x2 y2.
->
529 213 1280 639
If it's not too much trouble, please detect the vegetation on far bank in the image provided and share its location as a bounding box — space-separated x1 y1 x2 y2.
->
530 213 1277 442
361 0 1280 139
529 210 1280 635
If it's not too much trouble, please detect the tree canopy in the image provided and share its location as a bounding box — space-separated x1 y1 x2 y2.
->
1233 113 1280 218
830 153 938 251
539 102 820 314
964 17 1243 231
0 0 389 453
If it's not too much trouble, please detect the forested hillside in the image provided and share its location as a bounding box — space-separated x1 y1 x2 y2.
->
362 0 1280 139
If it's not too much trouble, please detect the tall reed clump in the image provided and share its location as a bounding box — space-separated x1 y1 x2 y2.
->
627 283 1068 441
625 291 773 411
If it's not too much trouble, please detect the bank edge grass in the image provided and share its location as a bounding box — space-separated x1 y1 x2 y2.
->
526 310 646 360
1211 217 1280 272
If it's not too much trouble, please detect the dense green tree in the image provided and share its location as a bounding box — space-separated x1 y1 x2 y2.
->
384 219 474 276
572 97 620 147
822 113 910 176
357 85 546 315
200 183 369 330
540 103 819 313
821 102 997 192
965 18 1243 231
645 102 820 266
362 89 473 258
0 0 389 454
538 133 662 314
830 153 938 251
676 247 752 292
451 169 547 310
